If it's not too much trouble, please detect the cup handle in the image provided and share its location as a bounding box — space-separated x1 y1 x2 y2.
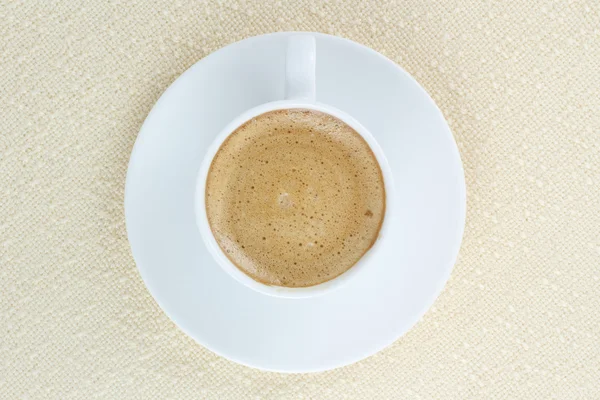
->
284 35 316 102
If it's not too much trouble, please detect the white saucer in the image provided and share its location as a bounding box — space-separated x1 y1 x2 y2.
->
125 32 465 372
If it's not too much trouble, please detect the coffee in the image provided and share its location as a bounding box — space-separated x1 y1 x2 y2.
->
205 109 385 287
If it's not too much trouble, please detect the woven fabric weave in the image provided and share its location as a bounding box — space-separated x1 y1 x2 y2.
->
1 1 599 398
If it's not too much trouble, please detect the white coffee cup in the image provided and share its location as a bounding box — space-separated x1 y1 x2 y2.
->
195 35 394 298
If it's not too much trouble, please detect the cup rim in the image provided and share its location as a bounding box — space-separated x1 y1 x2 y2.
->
194 100 395 298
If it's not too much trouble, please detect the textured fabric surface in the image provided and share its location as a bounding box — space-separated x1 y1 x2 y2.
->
1 1 599 399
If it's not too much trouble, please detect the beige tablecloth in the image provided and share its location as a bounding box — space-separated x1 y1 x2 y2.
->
1 1 599 399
